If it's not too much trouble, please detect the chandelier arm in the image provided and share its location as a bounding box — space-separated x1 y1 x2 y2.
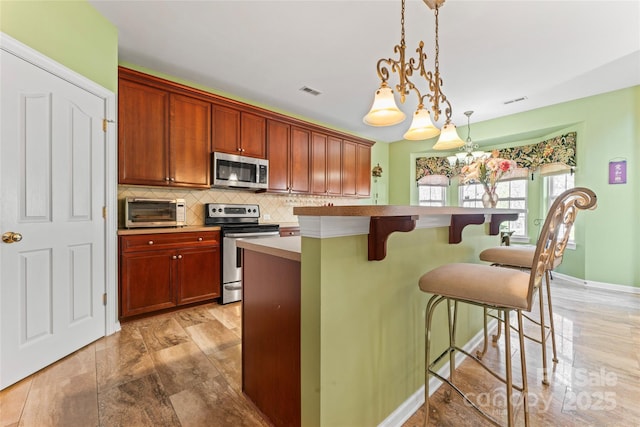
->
442 97 453 122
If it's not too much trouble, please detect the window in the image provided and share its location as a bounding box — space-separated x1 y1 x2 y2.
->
544 172 575 242
418 185 447 206
417 174 449 206
459 179 528 237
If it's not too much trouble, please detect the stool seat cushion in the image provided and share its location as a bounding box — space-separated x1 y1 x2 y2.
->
480 246 561 269
419 263 531 310
480 246 535 268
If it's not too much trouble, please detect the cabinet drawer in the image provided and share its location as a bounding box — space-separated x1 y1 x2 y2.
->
279 227 300 237
120 231 220 252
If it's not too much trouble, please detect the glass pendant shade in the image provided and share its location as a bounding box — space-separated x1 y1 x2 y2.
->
432 122 465 150
363 85 406 126
403 108 440 140
446 155 457 166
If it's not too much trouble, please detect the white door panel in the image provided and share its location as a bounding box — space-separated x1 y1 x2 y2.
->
1 49 106 389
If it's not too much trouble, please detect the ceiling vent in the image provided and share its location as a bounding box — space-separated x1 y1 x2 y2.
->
503 96 528 105
299 86 322 96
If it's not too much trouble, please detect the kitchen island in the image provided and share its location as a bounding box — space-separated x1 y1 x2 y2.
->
239 206 517 427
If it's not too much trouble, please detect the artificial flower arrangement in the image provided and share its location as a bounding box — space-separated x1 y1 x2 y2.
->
460 150 517 207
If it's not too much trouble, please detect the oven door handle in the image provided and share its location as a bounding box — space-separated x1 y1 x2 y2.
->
224 231 280 238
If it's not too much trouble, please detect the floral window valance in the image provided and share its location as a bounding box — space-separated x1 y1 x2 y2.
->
416 132 576 181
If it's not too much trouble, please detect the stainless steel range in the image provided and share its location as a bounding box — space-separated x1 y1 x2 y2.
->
205 203 280 304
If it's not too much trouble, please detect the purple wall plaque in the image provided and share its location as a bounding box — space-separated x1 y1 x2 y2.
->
609 160 627 184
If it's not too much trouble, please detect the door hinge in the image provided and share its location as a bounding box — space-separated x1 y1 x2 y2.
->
102 293 107 306
102 118 115 132
102 206 107 219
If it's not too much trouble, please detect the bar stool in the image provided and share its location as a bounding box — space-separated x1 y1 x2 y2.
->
418 187 596 426
477 246 562 385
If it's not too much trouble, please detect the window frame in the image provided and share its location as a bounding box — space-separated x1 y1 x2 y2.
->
418 183 448 207
544 172 576 247
458 179 529 240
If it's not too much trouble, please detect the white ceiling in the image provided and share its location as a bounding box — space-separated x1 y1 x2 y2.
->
90 0 640 144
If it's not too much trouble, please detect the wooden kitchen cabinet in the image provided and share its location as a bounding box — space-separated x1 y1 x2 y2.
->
266 119 290 193
311 133 342 195
342 140 371 197
119 231 221 319
118 66 374 196
290 127 311 194
356 142 371 197
169 94 211 187
342 140 357 197
118 79 169 186
118 74 211 188
326 136 343 195
266 121 311 194
311 132 327 195
212 105 266 159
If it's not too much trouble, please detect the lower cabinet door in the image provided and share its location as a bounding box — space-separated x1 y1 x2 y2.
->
176 245 221 305
120 249 176 318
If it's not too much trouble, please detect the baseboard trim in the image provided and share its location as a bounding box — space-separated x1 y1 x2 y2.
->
553 272 640 294
378 319 498 427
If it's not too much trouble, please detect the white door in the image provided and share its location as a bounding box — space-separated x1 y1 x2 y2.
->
0 49 106 389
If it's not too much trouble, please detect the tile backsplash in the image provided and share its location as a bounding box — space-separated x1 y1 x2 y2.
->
118 186 360 227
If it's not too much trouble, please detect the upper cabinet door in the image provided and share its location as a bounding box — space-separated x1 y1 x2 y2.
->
240 112 266 159
169 94 211 188
326 136 342 196
118 80 169 186
356 143 371 197
266 119 291 193
212 104 241 155
311 132 327 195
290 127 311 194
213 106 266 159
341 140 357 197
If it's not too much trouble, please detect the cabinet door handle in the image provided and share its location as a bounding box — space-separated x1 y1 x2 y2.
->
177 254 183 259
148 240 154 245
172 255 177 260
170 177 175 182
198 237 203 241
165 177 170 182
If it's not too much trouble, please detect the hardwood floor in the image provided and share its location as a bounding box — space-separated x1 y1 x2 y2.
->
1 277 638 426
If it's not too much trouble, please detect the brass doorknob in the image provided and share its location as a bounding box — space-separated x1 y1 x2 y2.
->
2 232 23 244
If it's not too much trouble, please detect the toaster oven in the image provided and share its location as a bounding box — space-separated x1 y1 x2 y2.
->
124 197 186 228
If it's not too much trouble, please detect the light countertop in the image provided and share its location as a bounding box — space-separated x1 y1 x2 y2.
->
236 236 301 262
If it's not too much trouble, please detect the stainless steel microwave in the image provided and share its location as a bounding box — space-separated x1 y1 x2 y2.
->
211 152 268 190
124 197 186 228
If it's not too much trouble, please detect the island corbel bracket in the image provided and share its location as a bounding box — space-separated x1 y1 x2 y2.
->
449 214 485 244
368 215 418 261
489 213 519 235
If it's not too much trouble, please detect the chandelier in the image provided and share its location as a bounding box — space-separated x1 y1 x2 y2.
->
363 0 465 149
447 110 486 167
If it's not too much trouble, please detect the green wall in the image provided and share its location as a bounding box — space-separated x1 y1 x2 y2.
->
0 0 118 92
389 87 640 287
300 226 499 426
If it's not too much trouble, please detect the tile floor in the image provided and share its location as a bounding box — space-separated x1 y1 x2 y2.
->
1 278 639 426
403 278 640 426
